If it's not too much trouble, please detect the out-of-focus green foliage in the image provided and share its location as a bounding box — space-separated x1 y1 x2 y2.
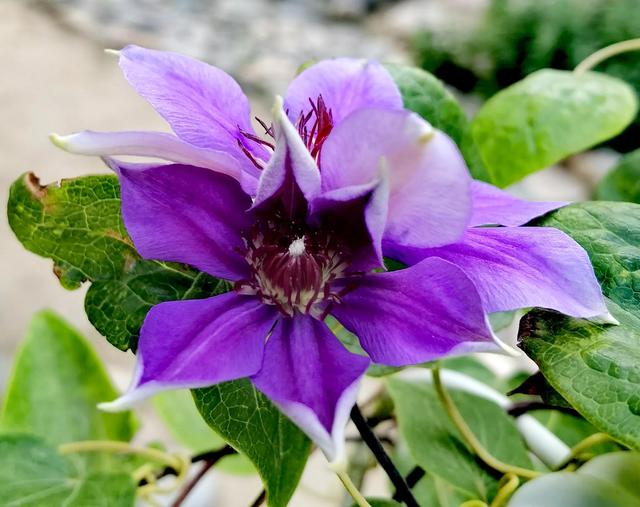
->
412 0 640 151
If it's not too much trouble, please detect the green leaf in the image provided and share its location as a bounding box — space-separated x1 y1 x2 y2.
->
0 311 135 448
387 377 532 502
386 64 468 146
520 202 640 449
153 390 255 475
595 148 640 203
393 441 473 507
385 63 490 181
193 379 311 507
471 69 637 187
7 173 229 351
507 452 640 507
0 434 136 506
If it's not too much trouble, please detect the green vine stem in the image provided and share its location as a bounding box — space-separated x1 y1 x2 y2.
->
432 365 541 480
554 432 616 470
575 38 640 75
490 473 520 507
58 440 185 471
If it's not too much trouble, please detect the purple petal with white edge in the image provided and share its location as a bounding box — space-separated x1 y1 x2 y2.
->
49 130 258 188
320 109 472 248
332 257 506 367
285 58 402 125
99 292 278 411
251 315 369 462
115 160 253 280
470 180 567 227
118 45 268 162
253 97 320 211
386 227 610 319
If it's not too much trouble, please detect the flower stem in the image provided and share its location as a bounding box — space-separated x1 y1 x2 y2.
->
350 405 420 507
432 365 541 480
170 457 217 507
575 38 640 75
335 469 372 507
554 432 615 470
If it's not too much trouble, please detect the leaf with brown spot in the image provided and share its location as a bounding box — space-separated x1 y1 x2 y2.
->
7 172 229 350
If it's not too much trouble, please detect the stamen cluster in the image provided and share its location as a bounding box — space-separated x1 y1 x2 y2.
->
236 211 349 318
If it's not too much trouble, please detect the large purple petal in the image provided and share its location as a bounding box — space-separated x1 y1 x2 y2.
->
118 45 267 164
253 99 320 211
284 58 402 125
387 227 610 319
50 130 256 188
115 161 253 280
320 109 472 248
100 293 277 409
332 257 503 367
251 315 369 461
470 181 567 227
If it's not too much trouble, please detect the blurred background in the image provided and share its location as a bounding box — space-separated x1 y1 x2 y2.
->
1 0 638 505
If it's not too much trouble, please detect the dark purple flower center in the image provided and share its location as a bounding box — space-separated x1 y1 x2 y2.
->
235 210 350 318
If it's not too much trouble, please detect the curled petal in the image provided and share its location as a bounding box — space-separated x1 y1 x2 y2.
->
251 315 369 462
321 109 472 248
387 227 610 319
114 161 254 280
100 293 277 410
118 45 268 163
50 130 253 186
253 97 320 211
332 257 506 367
285 58 402 125
470 180 567 227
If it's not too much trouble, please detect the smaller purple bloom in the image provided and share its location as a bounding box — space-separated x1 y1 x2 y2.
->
53 46 612 462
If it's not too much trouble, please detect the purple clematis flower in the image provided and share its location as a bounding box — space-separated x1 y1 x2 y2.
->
52 46 612 461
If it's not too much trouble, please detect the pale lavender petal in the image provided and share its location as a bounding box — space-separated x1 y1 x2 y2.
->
387 227 609 319
50 130 257 188
115 161 253 280
118 45 268 162
332 257 502 366
253 98 320 211
285 58 402 125
470 181 567 227
100 293 277 410
320 109 471 248
251 315 369 461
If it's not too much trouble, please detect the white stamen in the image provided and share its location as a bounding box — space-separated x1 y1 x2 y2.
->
288 237 306 257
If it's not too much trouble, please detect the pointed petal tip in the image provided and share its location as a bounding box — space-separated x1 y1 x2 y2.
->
271 95 285 118
490 326 522 357
327 455 348 474
49 133 69 151
592 312 620 326
97 398 130 413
